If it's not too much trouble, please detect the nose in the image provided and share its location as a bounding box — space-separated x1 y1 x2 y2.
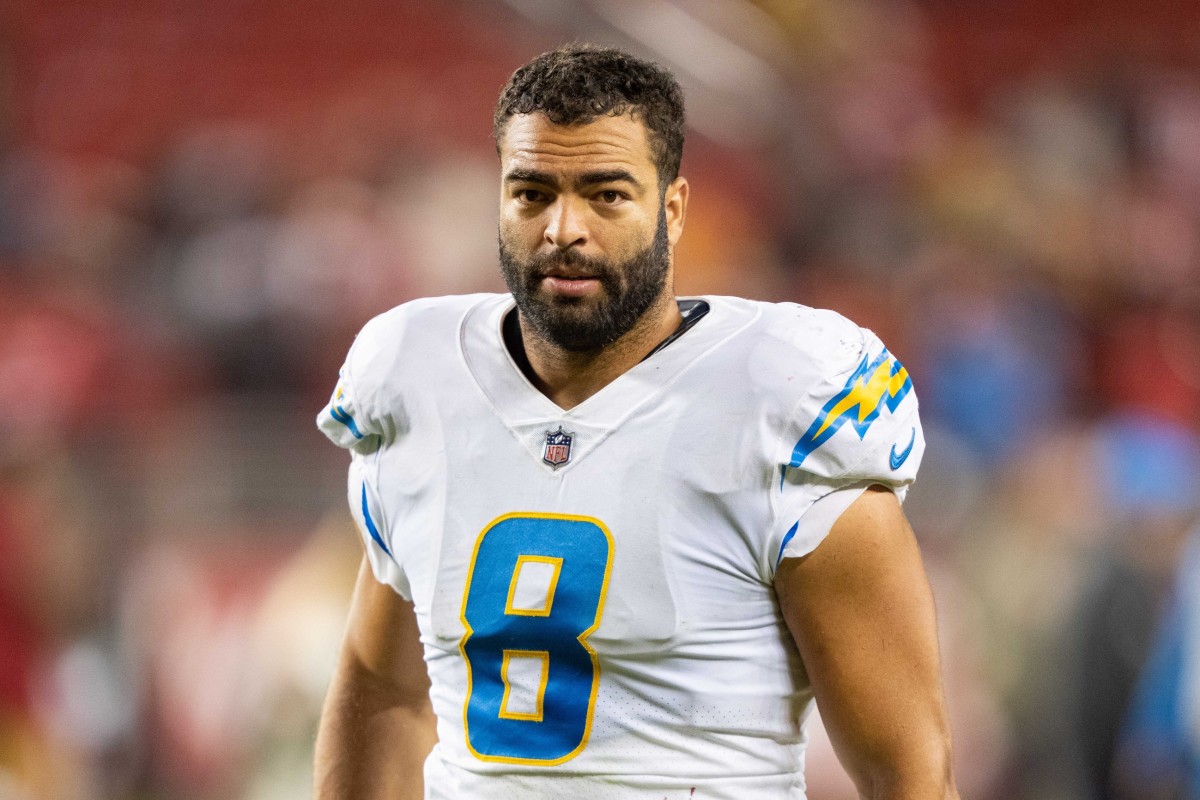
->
544 197 588 250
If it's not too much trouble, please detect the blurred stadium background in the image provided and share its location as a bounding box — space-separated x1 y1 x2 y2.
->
1 1 1199 798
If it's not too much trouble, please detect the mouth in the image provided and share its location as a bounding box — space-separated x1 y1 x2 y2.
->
541 265 599 280
540 274 602 298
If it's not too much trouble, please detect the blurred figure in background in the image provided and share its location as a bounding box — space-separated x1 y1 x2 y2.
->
1115 518 1200 800
1070 414 1200 799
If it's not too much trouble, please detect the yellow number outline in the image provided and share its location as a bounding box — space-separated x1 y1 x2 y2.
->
458 511 614 766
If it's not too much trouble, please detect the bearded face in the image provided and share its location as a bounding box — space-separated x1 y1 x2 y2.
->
499 202 669 352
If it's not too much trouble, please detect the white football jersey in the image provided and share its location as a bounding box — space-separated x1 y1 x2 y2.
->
317 293 924 799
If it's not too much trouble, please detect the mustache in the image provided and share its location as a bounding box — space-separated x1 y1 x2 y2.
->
523 253 624 291
523 250 619 282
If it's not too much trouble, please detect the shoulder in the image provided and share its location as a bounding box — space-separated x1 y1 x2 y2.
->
347 293 501 379
353 293 499 355
326 293 502 448
708 298 921 481
704 297 872 407
753 300 869 379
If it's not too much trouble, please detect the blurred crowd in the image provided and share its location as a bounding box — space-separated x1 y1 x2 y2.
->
0 1 1198 798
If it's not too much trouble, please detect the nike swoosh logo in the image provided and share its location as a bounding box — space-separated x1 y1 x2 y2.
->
890 427 916 470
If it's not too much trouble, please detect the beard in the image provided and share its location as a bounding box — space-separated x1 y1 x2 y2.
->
499 204 670 352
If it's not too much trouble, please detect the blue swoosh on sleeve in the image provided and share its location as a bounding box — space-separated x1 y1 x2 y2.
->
889 427 916 470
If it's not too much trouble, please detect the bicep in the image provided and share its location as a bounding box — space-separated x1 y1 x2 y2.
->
341 556 430 705
316 561 435 800
776 486 953 793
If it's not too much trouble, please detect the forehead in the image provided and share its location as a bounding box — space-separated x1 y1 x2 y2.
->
499 112 656 177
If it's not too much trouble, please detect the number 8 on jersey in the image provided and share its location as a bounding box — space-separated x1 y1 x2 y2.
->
459 513 614 764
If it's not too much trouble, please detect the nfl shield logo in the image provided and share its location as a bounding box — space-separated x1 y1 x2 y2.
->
542 426 574 468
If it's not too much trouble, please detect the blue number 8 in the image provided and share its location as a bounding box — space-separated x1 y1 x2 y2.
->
459 513 613 764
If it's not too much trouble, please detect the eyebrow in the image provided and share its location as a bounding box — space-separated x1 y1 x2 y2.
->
578 169 642 190
503 168 644 191
504 168 557 186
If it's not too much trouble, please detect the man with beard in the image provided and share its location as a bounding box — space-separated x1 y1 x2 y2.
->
314 44 959 800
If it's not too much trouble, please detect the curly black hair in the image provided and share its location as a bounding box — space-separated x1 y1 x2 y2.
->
494 43 686 189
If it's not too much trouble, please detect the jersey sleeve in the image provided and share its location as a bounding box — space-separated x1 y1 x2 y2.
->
316 310 410 595
317 356 382 455
768 322 925 572
347 452 411 599
317 309 410 454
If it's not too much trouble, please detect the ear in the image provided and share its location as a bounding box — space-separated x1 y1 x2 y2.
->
663 176 689 248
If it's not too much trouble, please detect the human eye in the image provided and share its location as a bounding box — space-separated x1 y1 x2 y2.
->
595 189 626 205
514 188 549 204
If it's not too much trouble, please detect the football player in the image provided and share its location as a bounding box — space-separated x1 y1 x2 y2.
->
315 43 958 800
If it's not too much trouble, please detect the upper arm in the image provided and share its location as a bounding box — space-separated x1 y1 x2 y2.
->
776 486 955 797
341 556 431 706
316 563 435 800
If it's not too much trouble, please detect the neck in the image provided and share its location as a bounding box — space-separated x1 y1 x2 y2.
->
514 292 682 410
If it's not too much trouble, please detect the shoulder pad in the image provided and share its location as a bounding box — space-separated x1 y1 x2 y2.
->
779 314 923 487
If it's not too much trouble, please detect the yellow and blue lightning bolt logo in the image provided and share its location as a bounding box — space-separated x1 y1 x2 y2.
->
329 381 364 440
789 349 912 468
